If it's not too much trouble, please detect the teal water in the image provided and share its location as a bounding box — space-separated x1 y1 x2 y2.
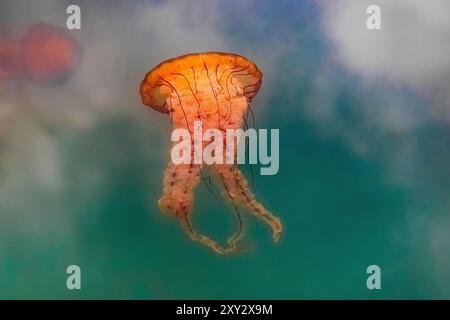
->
0 109 446 299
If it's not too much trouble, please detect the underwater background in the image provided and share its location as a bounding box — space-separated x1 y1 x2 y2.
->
1 0 450 299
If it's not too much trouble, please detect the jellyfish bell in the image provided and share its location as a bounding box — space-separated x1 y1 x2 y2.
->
140 52 262 115
140 52 282 255
21 22 81 85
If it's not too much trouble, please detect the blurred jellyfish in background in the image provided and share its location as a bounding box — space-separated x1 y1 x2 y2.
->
0 21 82 245
0 22 81 135
0 22 82 174
21 23 81 85
0 22 81 87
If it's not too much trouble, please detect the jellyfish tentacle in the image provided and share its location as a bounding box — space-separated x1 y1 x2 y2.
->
215 164 283 242
214 169 246 251
242 111 256 192
198 167 247 254
180 217 228 255
160 162 241 254
200 168 246 235
247 103 256 128
200 168 229 213
233 167 282 242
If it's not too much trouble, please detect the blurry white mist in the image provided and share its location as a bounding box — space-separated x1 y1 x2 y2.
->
317 0 450 288
319 0 450 122
308 0 450 182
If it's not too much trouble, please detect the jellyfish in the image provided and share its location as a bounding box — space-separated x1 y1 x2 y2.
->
21 23 81 85
0 22 81 86
140 52 282 254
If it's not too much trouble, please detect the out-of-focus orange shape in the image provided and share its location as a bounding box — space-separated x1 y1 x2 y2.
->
21 23 81 84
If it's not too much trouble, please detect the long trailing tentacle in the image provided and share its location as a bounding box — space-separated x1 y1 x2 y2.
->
243 107 255 192
200 168 244 245
214 164 283 242
180 217 238 255
160 162 244 254
214 168 245 251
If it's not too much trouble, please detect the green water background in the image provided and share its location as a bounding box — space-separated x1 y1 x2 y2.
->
1 107 447 299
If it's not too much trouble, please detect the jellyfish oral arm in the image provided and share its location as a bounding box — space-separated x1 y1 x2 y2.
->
170 120 279 175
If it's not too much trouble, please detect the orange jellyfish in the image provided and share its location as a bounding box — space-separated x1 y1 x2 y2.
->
0 22 80 86
21 23 81 84
140 52 282 254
